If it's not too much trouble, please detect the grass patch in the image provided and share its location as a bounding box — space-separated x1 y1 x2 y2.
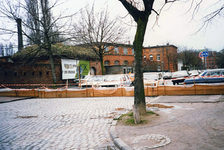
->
118 111 158 126
146 111 156 115
125 118 135 125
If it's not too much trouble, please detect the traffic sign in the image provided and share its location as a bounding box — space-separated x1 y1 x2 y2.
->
199 51 208 58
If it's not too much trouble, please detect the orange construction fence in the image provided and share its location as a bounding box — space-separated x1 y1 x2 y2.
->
0 84 224 98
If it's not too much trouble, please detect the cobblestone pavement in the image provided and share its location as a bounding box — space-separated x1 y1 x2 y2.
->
0 97 134 150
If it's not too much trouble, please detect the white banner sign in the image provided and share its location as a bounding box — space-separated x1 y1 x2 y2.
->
61 59 79 80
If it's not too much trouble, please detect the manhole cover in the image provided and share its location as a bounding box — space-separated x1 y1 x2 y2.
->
132 134 171 149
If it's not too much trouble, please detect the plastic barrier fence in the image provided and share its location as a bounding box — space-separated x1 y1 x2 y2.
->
0 84 224 98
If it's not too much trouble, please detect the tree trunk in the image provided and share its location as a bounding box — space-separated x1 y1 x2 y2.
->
133 18 148 115
99 49 105 75
49 54 57 84
47 45 57 84
16 18 23 51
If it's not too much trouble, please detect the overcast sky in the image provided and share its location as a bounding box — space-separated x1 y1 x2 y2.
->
62 0 224 51
0 0 223 51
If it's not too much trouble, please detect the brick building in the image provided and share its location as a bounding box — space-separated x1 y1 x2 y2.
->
205 51 217 69
0 44 101 84
103 43 178 74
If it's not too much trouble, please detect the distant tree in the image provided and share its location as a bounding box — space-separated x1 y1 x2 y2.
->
216 49 224 68
178 49 203 70
8 43 14 55
0 0 76 83
72 5 125 75
25 0 41 45
142 59 158 72
0 43 4 56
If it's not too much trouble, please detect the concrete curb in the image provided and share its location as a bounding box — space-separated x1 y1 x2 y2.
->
109 117 132 150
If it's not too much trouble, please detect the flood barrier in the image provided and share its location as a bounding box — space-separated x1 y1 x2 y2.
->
0 84 223 98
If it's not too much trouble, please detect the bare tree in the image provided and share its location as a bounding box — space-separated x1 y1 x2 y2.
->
178 49 203 70
25 0 41 45
191 0 224 28
72 5 126 75
216 49 224 68
118 0 224 123
118 0 158 119
0 0 76 83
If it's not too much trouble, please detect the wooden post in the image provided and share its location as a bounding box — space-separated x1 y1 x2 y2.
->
78 66 81 88
66 80 68 89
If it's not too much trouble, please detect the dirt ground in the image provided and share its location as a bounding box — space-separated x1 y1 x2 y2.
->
116 102 224 150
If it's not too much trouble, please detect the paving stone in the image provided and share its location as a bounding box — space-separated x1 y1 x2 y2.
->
0 97 134 149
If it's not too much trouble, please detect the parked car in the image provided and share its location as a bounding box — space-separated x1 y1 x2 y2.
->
184 69 224 84
171 70 190 85
143 72 160 86
188 70 200 77
81 74 131 88
162 72 172 80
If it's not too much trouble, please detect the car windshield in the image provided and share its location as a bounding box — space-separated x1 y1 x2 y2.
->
84 75 104 82
103 75 122 82
172 71 188 78
200 69 224 77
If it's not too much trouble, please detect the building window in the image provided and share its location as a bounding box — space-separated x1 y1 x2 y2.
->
114 60 120 65
150 54 153 61
123 47 128 55
114 47 119 54
132 61 135 65
105 46 109 52
157 54 160 61
39 71 42 76
32 72 35 76
157 65 161 71
46 71 49 76
132 48 134 55
127 67 133 73
14 72 17 76
104 60 110 66
23 72 26 76
123 60 128 65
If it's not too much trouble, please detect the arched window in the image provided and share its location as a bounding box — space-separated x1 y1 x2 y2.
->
114 47 119 54
132 61 135 65
114 60 120 65
149 54 153 61
123 60 128 65
132 48 134 55
104 60 110 66
90 67 96 75
123 47 128 55
157 54 160 61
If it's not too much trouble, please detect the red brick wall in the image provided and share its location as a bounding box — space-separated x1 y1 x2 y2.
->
103 55 134 66
0 58 101 84
104 45 178 72
90 61 101 75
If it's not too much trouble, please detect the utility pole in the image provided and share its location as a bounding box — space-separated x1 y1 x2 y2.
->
16 18 23 51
